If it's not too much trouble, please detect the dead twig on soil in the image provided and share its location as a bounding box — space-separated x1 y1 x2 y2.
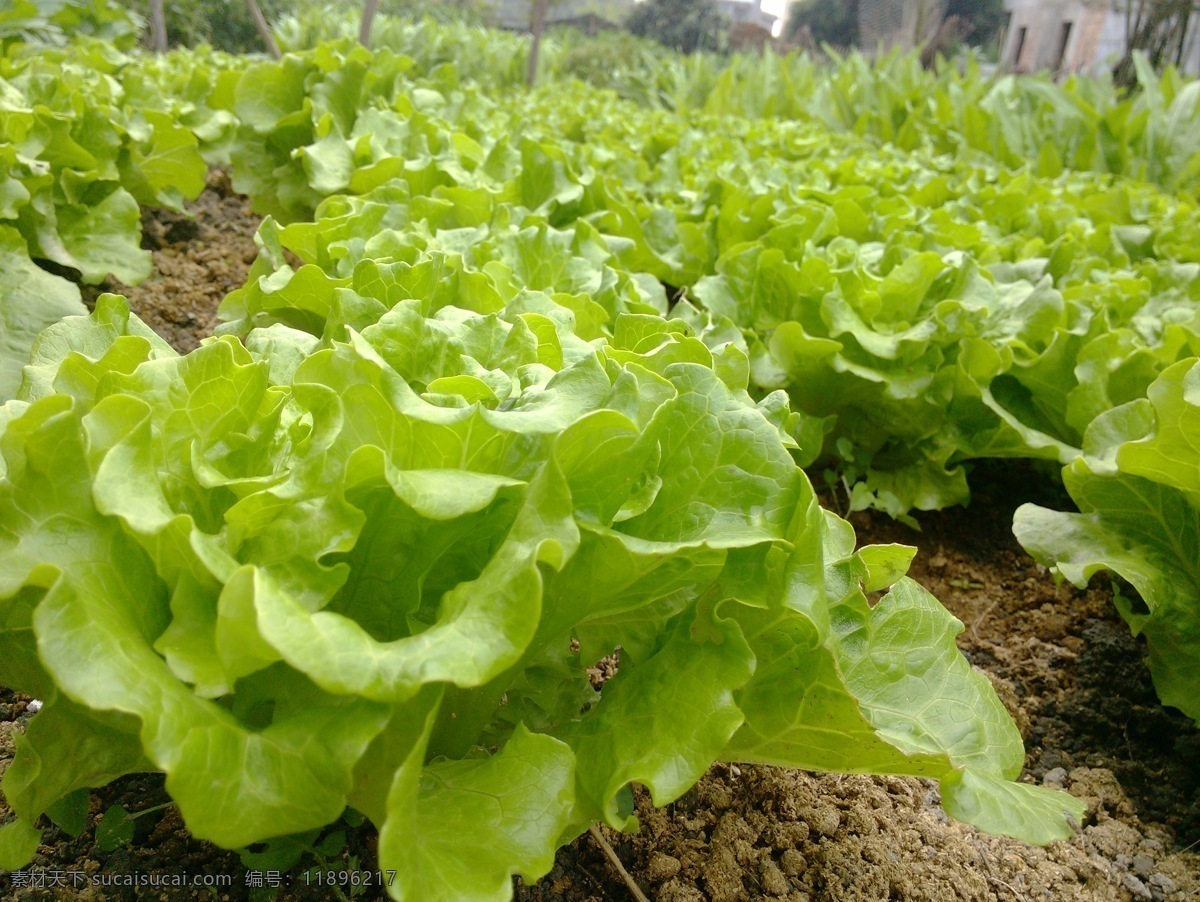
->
975 841 1030 902
1121 722 1142 766
969 597 1000 641
588 825 650 902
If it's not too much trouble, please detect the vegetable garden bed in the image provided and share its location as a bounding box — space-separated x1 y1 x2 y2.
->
4 10 1200 899
1 189 1196 901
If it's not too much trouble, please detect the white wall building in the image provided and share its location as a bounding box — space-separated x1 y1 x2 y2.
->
1001 0 1200 76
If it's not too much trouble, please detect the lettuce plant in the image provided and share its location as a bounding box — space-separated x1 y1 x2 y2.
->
0 42 211 278
1016 357 1200 725
0 296 1082 897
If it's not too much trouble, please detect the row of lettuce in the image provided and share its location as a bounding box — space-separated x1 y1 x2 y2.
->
0 25 1197 899
208 41 1200 732
6 13 1200 336
278 5 1200 197
10 0 1200 191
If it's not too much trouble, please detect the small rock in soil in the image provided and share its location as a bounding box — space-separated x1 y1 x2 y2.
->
807 805 840 838
779 848 805 877
1044 766 1068 788
1133 853 1156 877
1123 872 1153 899
1148 872 1176 893
646 851 681 881
758 859 790 896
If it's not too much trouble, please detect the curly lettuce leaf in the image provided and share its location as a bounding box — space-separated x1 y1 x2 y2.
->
1016 358 1200 723
0 226 86 400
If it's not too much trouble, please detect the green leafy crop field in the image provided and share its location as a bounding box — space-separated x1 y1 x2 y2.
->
0 4 1198 899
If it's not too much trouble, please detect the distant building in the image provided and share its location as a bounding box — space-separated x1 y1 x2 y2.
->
492 0 636 31
494 0 783 41
714 0 779 34
1001 0 1200 76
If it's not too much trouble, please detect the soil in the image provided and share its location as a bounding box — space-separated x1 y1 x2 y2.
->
2 187 1199 901
79 169 260 352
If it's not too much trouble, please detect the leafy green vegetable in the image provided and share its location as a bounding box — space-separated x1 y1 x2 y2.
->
1015 358 1200 724
277 5 1200 205
24 20 1200 886
0 0 142 52
0 38 234 403
212 48 1200 517
0 297 1083 896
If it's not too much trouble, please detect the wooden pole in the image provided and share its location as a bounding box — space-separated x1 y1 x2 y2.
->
526 0 549 86
148 0 167 53
360 0 381 47
244 0 281 60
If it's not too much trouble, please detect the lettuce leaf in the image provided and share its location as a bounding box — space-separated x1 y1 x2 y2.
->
1016 358 1200 724
0 225 85 399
